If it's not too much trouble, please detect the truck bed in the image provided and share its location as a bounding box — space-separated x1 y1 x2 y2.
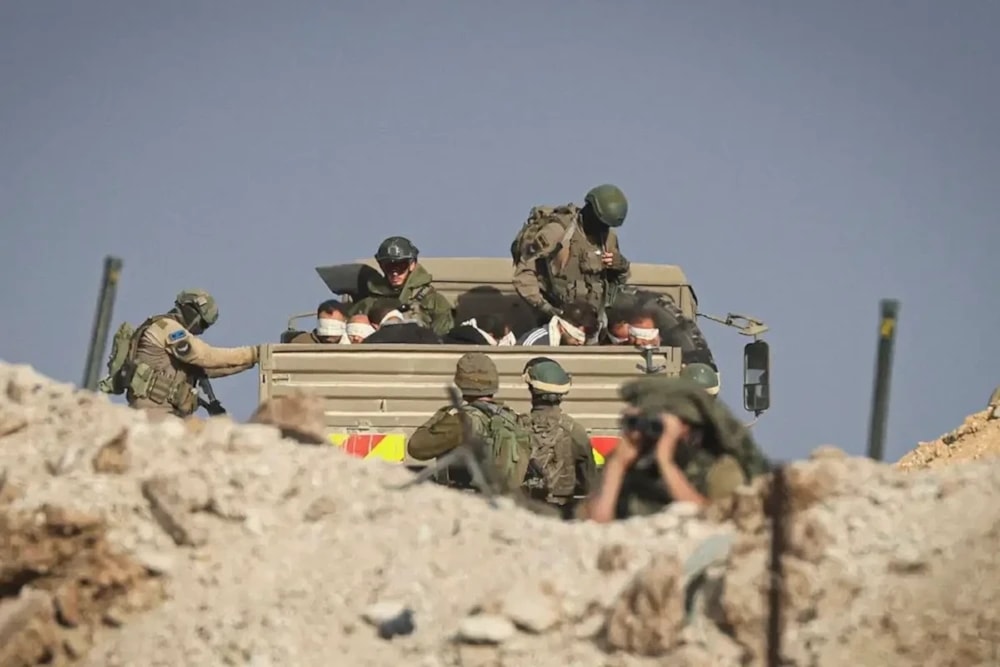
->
258 343 682 465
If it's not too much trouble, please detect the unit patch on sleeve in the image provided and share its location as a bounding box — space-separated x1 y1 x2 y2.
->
168 330 187 342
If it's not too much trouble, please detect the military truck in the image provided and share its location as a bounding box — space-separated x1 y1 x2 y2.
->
258 257 771 466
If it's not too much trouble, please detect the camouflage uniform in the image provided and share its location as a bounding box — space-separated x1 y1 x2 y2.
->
611 376 771 519
123 290 258 418
407 352 536 493
519 357 597 505
512 184 631 320
349 236 454 335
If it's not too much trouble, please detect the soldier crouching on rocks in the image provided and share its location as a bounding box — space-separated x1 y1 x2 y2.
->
579 375 771 523
520 357 598 515
123 290 258 419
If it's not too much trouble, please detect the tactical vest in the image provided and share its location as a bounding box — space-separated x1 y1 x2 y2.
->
399 284 433 327
123 314 200 415
523 407 577 502
511 204 612 312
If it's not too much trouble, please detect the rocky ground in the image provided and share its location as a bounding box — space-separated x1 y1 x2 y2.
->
1 360 998 667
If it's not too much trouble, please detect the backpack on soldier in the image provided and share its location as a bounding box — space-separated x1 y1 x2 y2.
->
467 401 535 489
97 321 136 395
509 204 580 265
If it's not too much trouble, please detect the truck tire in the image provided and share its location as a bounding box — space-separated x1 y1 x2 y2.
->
634 292 717 369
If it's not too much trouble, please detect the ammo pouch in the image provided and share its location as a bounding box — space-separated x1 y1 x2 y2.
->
128 362 198 414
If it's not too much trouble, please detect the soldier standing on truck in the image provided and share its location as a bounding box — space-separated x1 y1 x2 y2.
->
288 300 350 344
406 352 540 495
99 289 258 418
579 375 770 523
511 184 631 326
348 236 455 336
519 357 597 512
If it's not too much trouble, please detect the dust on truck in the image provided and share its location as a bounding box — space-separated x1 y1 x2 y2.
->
257 257 772 466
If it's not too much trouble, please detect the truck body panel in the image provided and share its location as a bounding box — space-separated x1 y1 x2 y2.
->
264 257 703 465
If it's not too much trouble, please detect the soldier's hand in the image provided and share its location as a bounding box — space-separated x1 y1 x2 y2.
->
601 251 615 267
251 345 260 364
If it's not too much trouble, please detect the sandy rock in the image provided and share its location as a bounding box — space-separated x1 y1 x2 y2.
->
249 392 327 445
0 361 999 667
604 554 686 655
92 429 131 474
457 615 516 644
499 585 561 633
140 476 209 546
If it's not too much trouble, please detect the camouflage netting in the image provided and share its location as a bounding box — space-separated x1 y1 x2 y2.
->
1 359 998 666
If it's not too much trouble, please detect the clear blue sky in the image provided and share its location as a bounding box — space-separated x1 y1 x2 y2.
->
2 1 998 462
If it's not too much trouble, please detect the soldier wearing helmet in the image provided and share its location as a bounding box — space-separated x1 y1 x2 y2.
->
407 352 539 494
519 357 597 511
123 289 258 418
580 375 770 523
512 184 631 324
680 363 721 397
348 236 455 336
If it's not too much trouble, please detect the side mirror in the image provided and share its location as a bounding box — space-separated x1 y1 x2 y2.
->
743 340 770 413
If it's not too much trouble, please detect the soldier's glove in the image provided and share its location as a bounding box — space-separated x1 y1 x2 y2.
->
205 400 227 416
250 345 260 364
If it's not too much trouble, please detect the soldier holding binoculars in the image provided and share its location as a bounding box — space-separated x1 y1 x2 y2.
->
580 375 771 523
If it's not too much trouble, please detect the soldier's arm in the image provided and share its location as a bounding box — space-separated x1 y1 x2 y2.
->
570 422 598 494
605 231 630 279
204 362 255 378
425 291 455 335
703 455 748 502
407 407 462 460
512 222 567 314
155 321 258 372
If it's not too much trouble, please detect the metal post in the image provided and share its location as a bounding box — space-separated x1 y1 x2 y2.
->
865 299 900 461
81 256 123 390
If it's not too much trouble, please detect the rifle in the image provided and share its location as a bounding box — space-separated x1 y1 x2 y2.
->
196 376 227 416
392 385 501 508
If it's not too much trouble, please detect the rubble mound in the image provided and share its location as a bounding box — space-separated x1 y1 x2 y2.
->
1 360 999 667
897 407 1000 471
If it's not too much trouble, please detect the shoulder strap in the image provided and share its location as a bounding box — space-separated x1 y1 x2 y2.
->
411 285 430 303
127 314 172 359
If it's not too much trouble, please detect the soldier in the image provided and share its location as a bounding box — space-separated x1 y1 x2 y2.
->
579 375 770 522
511 184 630 324
117 290 258 418
520 357 597 511
680 363 721 397
406 352 537 494
348 236 455 335
288 300 349 344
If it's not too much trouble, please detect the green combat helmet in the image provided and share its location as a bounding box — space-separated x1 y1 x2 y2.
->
522 357 572 395
584 184 628 228
175 289 219 327
680 363 721 397
375 236 419 263
454 352 499 398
